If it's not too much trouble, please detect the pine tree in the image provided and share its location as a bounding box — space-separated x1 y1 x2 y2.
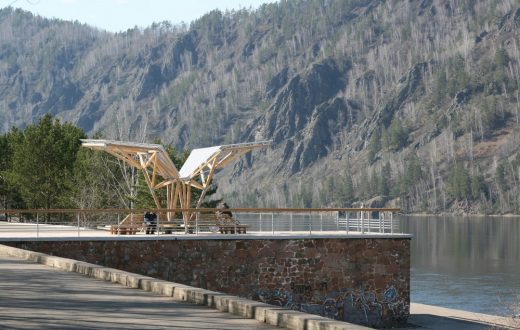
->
6 115 85 219
447 163 471 200
379 162 392 196
0 129 25 218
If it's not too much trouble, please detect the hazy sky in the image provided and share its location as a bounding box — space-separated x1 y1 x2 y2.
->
3 0 278 32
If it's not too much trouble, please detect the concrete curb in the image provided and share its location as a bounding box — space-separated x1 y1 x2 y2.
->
0 244 370 330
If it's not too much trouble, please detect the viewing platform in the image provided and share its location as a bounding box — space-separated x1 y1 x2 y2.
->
0 207 408 240
0 207 411 328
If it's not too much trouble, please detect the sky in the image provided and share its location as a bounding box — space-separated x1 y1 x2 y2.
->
3 0 278 32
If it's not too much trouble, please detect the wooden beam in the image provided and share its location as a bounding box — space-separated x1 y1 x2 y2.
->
139 157 161 209
215 151 235 167
154 179 178 190
109 149 142 169
188 180 204 190
144 151 157 168
172 182 180 214
204 157 218 189
151 154 158 188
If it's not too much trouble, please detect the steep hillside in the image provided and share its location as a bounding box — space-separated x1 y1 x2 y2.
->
1 0 520 214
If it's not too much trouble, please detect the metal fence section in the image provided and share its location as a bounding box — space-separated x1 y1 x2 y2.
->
235 210 398 234
0 208 401 238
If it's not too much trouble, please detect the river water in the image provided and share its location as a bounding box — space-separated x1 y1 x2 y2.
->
399 215 520 317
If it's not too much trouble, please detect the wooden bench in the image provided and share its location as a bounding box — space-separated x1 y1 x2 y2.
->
161 222 181 234
110 214 143 235
110 225 139 235
219 224 248 234
186 212 248 234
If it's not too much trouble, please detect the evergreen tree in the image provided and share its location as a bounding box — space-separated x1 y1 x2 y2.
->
493 48 510 85
379 162 392 196
6 115 85 215
0 129 25 217
337 169 354 206
384 117 409 151
470 172 487 201
447 163 471 200
495 161 507 192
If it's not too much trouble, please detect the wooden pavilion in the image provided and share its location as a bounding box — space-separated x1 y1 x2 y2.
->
81 139 269 228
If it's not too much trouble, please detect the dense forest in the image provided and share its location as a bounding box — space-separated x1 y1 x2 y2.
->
1 0 520 214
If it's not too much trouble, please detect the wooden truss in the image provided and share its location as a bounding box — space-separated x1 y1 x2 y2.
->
81 139 269 226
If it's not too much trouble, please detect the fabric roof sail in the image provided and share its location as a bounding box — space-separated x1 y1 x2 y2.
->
179 146 221 179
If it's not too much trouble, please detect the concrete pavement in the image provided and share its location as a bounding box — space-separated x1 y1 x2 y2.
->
0 254 277 329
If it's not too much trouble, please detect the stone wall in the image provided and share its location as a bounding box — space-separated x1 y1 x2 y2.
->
6 237 410 327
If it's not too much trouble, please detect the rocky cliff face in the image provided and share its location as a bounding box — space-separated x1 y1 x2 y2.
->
1 0 520 213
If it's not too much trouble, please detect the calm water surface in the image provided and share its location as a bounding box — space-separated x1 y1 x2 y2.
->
399 215 520 316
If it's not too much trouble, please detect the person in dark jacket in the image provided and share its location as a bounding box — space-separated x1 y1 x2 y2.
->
144 212 157 234
221 202 232 218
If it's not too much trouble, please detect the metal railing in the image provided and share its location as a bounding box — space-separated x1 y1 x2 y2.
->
0 208 401 238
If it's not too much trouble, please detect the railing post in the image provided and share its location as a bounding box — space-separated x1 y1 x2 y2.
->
379 212 382 233
271 213 274 235
320 213 323 232
290 213 293 232
260 213 262 232
157 212 160 236
196 211 199 236
390 212 394 234
36 213 39 238
309 212 312 235
336 211 339 231
361 210 364 234
77 212 80 237
346 212 349 234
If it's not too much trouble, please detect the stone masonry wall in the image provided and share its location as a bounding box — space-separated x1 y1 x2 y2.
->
6 237 410 327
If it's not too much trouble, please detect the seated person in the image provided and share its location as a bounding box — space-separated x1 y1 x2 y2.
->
217 202 240 225
144 212 157 234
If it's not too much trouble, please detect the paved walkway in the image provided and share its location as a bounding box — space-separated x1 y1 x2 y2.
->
0 254 277 329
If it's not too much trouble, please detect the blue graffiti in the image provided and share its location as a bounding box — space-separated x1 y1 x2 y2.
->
383 286 397 303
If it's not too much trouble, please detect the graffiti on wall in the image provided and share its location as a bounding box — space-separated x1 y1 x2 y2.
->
252 289 295 309
253 285 408 327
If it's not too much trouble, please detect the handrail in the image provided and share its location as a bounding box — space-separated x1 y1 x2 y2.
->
0 208 403 237
1 207 400 214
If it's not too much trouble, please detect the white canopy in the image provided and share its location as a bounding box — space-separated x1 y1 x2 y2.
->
179 146 221 179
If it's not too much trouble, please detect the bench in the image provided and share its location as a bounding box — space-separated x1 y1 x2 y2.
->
186 212 248 234
161 222 181 234
110 214 143 235
219 224 248 234
110 225 139 235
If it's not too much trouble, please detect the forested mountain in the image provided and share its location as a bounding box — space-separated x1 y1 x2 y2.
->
1 0 520 214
